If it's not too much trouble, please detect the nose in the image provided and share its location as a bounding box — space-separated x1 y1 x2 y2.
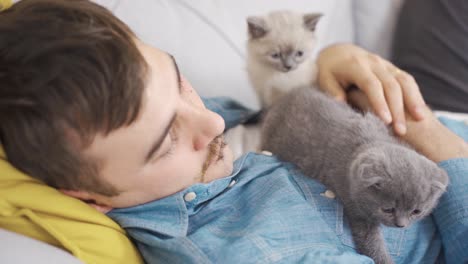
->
395 218 408 228
183 106 225 151
281 57 295 71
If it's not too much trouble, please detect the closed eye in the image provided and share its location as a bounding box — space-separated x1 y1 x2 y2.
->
382 208 395 214
271 52 280 59
161 129 178 159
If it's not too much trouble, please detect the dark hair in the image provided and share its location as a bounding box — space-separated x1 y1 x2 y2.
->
0 0 148 195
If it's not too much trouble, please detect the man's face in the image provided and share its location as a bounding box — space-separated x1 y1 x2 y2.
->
81 41 234 208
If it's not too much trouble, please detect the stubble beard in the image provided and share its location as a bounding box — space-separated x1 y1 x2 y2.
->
199 135 226 182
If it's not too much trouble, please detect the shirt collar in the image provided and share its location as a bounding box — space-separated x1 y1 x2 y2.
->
107 154 249 238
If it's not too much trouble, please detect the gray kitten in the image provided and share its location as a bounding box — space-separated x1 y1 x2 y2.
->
246 11 322 109
261 87 449 264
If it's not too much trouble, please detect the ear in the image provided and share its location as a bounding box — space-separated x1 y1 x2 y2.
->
431 170 449 193
350 150 386 189
355 163 385 188
247 16 268 39
303 13 323 31
60 189 113 213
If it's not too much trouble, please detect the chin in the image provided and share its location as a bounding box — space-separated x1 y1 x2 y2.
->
220 145 235 175
204 145 234 182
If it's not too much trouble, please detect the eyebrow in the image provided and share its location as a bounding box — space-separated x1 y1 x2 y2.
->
144 54 182 163
170 55 182 93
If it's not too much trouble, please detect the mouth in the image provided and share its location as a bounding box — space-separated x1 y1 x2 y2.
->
199 135 226 182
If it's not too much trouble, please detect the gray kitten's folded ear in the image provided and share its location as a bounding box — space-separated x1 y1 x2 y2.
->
247 16 269 39
303 13 323 32
355 163 385 189
431 169 449 192
350 150 386 189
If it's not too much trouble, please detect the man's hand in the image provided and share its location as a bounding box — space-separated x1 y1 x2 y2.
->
348 89 468 162
317 43 426 136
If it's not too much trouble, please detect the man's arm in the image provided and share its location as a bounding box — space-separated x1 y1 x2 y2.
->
347 88 468 162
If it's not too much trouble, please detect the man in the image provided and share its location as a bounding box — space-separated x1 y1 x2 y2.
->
1 0 467 263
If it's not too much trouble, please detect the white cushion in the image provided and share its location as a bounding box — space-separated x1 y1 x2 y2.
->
353 0 405 59
95 0 354 109
0 229 82 264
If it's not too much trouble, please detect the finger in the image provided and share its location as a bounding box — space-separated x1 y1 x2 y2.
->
318 72 347 102
396 71 426 120
351 65 392 124
373 66 407 135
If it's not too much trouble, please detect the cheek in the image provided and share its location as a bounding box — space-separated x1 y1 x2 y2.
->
265 55 274 61
411 212 424 221
295 55 306 63
378 213 394 223
145 153 203 188
266 57 281 67
261 52 274 61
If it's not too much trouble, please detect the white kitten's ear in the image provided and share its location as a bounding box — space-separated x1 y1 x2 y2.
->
303 13 323 32
247 16 268 39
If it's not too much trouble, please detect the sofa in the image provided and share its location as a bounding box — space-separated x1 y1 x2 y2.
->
1 0 467 263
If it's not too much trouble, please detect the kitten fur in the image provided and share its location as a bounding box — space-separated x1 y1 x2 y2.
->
246 10 322 109
261 87 449 264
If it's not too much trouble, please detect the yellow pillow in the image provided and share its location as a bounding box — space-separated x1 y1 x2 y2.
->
0 0 12 11
0 147 143 264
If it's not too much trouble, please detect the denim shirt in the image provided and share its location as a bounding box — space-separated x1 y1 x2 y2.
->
108 97 468 264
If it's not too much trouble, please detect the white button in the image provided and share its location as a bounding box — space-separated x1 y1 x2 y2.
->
321 190 336 199
184 192 197 202
261 150 273 156
228 180 237 187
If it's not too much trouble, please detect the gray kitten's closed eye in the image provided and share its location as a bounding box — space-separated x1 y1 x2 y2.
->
261 87 448 264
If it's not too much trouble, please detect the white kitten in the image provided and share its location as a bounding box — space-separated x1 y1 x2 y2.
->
246 10 322 109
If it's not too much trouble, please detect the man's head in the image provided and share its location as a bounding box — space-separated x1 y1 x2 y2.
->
0 0 234 209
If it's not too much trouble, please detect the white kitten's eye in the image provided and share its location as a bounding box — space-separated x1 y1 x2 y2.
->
296 51 303 57
412 209 421 215
271 53 280 59
382 208 395 214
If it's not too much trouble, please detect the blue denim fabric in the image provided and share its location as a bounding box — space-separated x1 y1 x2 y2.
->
108 98 468 264
202 97 259 130
438 116 468 141
434 158 468 263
